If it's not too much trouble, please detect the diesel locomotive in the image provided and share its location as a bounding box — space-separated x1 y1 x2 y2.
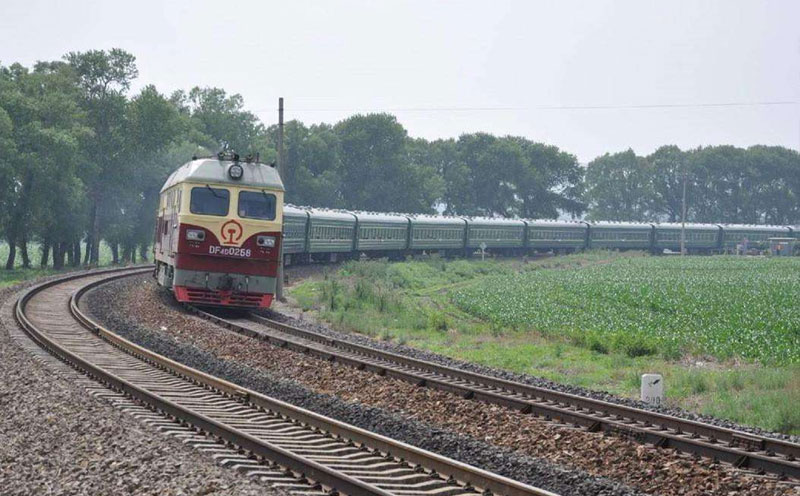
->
154 152 283 309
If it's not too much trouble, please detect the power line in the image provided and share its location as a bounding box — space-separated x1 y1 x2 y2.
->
251 100 799 114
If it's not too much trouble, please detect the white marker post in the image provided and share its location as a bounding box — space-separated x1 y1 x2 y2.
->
479 242 487 261
641 374 664 406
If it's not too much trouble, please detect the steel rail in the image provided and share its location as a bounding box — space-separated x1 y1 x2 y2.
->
14 268 557 496
184 305 800 481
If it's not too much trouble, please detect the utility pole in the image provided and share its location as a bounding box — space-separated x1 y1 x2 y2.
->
276 97 285 301
680 166 687 256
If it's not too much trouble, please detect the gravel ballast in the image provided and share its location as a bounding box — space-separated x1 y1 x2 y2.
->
87 277 643 496
0 275 283 496
88 275 798 496
267 275 798 445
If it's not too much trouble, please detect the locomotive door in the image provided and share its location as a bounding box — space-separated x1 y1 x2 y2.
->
158 210 166 255
168 190 179 255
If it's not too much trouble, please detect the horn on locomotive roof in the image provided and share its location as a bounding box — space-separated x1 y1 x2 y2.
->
217 150 240 162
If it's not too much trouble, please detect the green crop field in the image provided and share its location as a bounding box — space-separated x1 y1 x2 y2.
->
452 256 800 365
289 253 800 433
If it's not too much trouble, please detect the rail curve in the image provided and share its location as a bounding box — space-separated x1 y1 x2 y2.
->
186 303 800 481
14 267 557 496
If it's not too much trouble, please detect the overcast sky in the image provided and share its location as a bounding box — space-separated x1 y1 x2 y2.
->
1 0 798 163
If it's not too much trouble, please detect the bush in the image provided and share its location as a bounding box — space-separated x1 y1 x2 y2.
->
618 335 657 358
587 336 609 354
427 312 449 332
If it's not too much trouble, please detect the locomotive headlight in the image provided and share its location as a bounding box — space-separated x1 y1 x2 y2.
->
257 235 276 247
228 163 244 180
186 229 205 241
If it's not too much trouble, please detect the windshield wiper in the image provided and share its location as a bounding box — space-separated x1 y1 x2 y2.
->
206 184 224 199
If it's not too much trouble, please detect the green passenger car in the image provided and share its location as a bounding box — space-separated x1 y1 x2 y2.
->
306 209 357 253
652 223 722 252
525 220 588 250
408 215 467 251
589 222 654 250
465 217 526 249
353 212 410 252
282 205 309 254
719 224 793 251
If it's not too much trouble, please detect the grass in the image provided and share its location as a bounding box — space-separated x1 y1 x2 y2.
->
0 241 123 289
288 252 800 434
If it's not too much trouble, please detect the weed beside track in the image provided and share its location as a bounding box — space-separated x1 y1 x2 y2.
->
289 253 800 434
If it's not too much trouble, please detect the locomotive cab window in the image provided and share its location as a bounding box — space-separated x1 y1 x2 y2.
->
190 186 229 216
239 191 276 220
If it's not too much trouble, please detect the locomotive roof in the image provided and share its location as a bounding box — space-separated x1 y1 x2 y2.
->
161 158 285 193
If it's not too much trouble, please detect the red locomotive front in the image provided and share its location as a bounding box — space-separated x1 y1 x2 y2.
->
154 155 284 309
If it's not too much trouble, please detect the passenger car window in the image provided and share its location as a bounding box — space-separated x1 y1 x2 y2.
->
238 191 276 220
190 187 229 216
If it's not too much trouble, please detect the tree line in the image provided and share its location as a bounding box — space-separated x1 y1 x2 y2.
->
1 49 799 270
585 146 800 225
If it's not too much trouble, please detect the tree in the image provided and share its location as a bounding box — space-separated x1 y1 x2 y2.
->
66 48 138 264
264 120 341 207
585 149 652 221
105 85 183 263
746 145 800 225
647 145 686 222
0 93 18 267
182 87 266 154
688 146 752 224
0 61 88 269
515 139 584 219
335 114 437 213
418 138 463 215
443 134 584 219
449 133 501 216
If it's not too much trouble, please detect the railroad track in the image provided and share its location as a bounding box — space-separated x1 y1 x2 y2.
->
186 303 800 481
15 267 557 496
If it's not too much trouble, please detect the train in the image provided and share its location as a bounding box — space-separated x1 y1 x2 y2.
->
155 155 798 310
154 153 284 309
282 207 798 263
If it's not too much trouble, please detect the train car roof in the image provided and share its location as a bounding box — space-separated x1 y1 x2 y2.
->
408 215 467 226
719 224 792 232
653 222 721 231
525 219 589 228
283 205 310 217
465 217 527 227
590 221 654 229
352 211 410 224
306 208 358 222
161 158 284 193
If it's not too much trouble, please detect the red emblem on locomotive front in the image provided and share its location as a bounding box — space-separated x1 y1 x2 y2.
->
220 219 243 245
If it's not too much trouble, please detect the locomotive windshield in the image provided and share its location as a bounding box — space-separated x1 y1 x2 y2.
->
190 186 229 216
238 190 276 220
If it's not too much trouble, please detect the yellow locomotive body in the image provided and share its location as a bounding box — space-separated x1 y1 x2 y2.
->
154 155 284 308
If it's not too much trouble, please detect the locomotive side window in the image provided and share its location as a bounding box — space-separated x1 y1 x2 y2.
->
190 186 230 216
239 191 276 220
